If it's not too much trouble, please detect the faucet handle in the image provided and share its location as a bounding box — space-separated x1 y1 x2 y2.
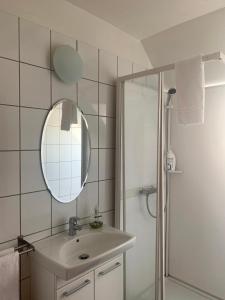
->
69 216 80 224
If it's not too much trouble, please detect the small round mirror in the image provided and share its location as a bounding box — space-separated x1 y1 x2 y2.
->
41 99 91 203
53 45 83 84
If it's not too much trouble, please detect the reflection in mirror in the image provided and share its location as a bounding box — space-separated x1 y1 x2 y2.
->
41 99 91 203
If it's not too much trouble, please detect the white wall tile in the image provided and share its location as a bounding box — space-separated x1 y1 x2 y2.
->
20 19 50 68
52 197 77 227
77 182 98 218
21 108 47 150
99 117 115 148
118 57 132 77
85 115 98 148
52 223 69 235
0 58 19 105
99 180 115 212
87 149 98 183
0 106 19 150
99 84 115 117
21 191 51 235
20 63 51 109
0 11 18 60
52 72 77 105
0 151 19 197
99 149 115 180
99 49 117 85
21 151 46 193
0 195 20 243
78 41 98 81
102 211 115 227
0 239 17 251
132 63 146 73
24 229 51 243
78 79 98 115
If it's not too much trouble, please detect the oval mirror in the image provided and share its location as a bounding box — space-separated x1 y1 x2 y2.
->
41 99 91 203
53 45 83 84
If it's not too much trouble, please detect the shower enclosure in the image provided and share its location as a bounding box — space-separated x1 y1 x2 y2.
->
116 52 225 300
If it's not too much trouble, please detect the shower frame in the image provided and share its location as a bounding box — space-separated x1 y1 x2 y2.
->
115 51 225 300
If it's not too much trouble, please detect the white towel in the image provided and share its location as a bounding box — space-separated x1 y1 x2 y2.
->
0 248 19 300
61 100 78 131
175 55 205 125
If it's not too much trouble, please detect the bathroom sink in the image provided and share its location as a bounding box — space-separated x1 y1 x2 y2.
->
31 226 135 280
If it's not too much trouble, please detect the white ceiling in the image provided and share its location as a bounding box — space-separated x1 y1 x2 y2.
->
67 0 225 40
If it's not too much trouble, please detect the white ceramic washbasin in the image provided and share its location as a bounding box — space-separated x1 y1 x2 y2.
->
32 226 136 280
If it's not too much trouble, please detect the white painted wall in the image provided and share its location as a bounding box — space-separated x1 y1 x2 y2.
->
0 0 150 66
169 86 225 299
142 9 225 298
142 7 225 67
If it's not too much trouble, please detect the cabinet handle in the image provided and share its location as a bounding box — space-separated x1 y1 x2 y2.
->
62 279 91 297
98 262 121 277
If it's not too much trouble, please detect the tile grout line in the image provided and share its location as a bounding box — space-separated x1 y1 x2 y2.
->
18 17 22 238
97 48 100 212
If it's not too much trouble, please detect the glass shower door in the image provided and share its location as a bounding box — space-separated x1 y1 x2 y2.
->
122 73 164 300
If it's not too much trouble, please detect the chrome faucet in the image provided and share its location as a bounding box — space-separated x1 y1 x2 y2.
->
68 216 82 236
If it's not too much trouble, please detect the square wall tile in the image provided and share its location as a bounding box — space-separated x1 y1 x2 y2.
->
24 229 51 243
52 197 77 227
0 195 20 243
132 63 146 73
77 182 98 218
0 11 18 60
20 63 51 109
87 149 98 183
0 151 19 197
0 106 19 150
20 18 50 68
21 151 46 193
0 58 19 105
118 57 132 77
21 191 51 235
99 117 115 148
99 84 115 117
102 211 115 227
99 149 115 180
99 180 115 212
52 72 77 105
99 49 117 85
78 41 98 81
85 115 98 148
51 30 76 67
52 223 68 235
78 79 98 115
21 108 47 150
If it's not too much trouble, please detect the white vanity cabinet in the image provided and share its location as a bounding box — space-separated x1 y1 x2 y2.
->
31 255 123 300
95 256 123 300
57 272 94 300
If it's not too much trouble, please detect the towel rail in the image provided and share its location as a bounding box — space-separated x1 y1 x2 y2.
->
14 236 35 255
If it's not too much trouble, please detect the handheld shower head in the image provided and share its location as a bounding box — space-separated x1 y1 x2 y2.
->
168 88 176 95
166 88 176 106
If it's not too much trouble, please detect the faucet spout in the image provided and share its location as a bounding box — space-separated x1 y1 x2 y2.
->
68 216 82 236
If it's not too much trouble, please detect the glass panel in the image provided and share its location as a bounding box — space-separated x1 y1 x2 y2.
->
124 74 159 300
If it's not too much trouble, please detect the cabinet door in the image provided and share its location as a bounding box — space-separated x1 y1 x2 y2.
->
57 272 94 300
95 256 123 300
